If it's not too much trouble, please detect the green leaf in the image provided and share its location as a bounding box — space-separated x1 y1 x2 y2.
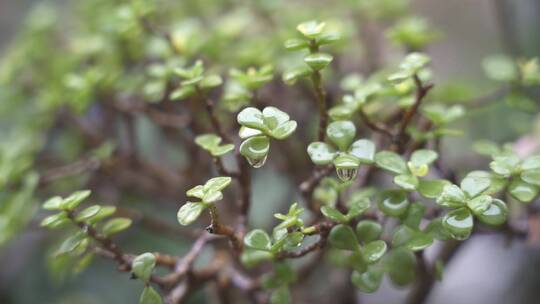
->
489 155 520 176
199 74 222 89
170 86 195 100
307 142 337 165
386 248 416 286
321 206 348 223
362 240 387 264
186 185 205 199
284 38 309 51
356 221 382 243
57 232 88 256
244 229 272 251
43 196 63 210
442 208 473 240
424 218 452 241
88 206 117 224
195 134 221 149
241 249 274 268
239 126 263 139
328 224 359 251
204 176 232 193
346 196 370 219
195 134 234 157
139 286 162 304
375 151 407 174
521 169 540 186
402 203 426 229
102 218 132 236
202 190 223 203
76 205 102 222
467 195 492 215
410 149 438 167
62 190 91 210
508 178 538 203
237 107 266 130
377 190 410 217
282 66 311 85
436 184 466 208
461 173 491 197
177 202 205 226
270 120 297 139
393 226 434 251
210 144 235 156
483 54 517 82
317 32 341 45
326 121 356 151
240 136 270 168
394 174 419 191
262 106 290 130
477 199 507 226
132 252 156 282
347 252 368 273
296 20 326 39
522 155 540 170
334 154 360 181
418 179 449 199
349 139 375 164
333 154 360 170
351 267 383 293
40 213 69 229
304 53 333 71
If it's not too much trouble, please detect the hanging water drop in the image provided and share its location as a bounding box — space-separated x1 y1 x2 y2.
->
247 154 268 168
336 167 358 181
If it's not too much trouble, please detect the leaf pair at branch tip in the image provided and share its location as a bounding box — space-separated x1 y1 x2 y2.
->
177 177 232 226
237 106 297 168
307 120 376 181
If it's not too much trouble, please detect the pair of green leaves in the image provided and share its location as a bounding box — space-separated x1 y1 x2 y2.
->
237 106 297 168
223 66 274 112
42 191 132 237
388 52 431 83
320 195 370 223
242 228 304 268
328 224 387 274
437 176 508 240
170 60 222 100
375 149 448 197
177 177 232 225
489 153 540 203
391 203 434 252
307 121 376 181
386 17 440 50
133 253 162 304
195 133 234 157
328 82 382 120
282 21 339 85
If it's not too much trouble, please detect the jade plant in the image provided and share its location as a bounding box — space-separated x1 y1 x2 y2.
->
307 120 376 181
3 1 540 304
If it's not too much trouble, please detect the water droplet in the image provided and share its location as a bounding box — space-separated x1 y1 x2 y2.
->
247 155 267 168
336 167 358 181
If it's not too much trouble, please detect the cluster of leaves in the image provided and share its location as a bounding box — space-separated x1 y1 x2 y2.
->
177 177 232 225
40 191 132 279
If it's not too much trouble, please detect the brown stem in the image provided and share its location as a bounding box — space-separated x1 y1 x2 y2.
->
358 109 394 139
207 205 244 252
393 74 434 152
